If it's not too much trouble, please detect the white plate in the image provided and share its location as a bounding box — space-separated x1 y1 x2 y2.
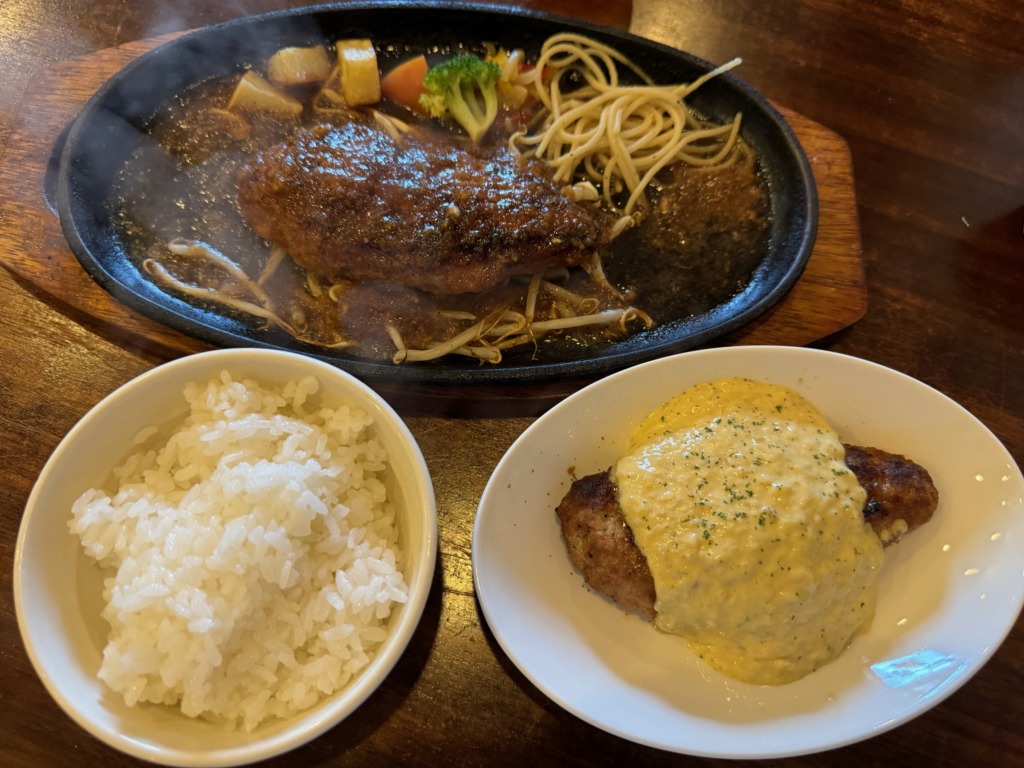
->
472 346 1024 758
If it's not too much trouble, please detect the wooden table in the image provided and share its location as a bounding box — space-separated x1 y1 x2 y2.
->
1 1 1021 765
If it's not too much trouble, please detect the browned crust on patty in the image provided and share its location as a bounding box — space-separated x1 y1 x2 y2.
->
555 471 657 620
842 444 939 545
237 121 614 295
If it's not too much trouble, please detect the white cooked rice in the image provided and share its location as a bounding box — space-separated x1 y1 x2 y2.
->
68 371 409 730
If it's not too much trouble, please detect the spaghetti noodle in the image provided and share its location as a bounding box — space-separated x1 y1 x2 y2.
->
512 33 743 221
131 32 754 366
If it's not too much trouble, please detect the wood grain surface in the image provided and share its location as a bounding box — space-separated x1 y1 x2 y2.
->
0 32 865 403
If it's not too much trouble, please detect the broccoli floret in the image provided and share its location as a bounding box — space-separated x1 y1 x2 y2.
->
419 54 502 142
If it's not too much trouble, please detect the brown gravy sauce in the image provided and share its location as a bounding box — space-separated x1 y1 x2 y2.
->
112 76 771 363
604 156 770 320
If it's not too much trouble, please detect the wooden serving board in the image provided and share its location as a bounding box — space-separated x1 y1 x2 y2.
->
0 33 866 405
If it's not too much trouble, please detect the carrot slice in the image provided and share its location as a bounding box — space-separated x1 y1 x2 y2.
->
380 55 429 112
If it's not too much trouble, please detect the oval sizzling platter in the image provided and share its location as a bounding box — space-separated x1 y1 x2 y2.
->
57 0 817 385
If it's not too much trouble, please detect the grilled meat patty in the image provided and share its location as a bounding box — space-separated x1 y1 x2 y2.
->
237 121 615 295
555 470 659 620
555 444 938 620
842 445 939 544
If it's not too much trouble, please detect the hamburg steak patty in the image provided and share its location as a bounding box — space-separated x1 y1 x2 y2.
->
555 471 658 620
237 121 616 295
842 445 940 544
556 444 938 619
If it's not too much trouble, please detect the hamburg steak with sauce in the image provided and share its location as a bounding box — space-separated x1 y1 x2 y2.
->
556 444 938 619
237 121 616 295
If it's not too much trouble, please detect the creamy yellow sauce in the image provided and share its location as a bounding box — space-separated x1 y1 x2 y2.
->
613 377 884 685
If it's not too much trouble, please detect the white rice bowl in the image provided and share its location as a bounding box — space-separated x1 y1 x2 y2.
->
14 349 436 767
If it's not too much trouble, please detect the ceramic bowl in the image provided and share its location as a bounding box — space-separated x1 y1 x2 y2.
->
14 348 437 766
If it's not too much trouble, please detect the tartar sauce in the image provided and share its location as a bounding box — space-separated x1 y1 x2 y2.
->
613 377 884 685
